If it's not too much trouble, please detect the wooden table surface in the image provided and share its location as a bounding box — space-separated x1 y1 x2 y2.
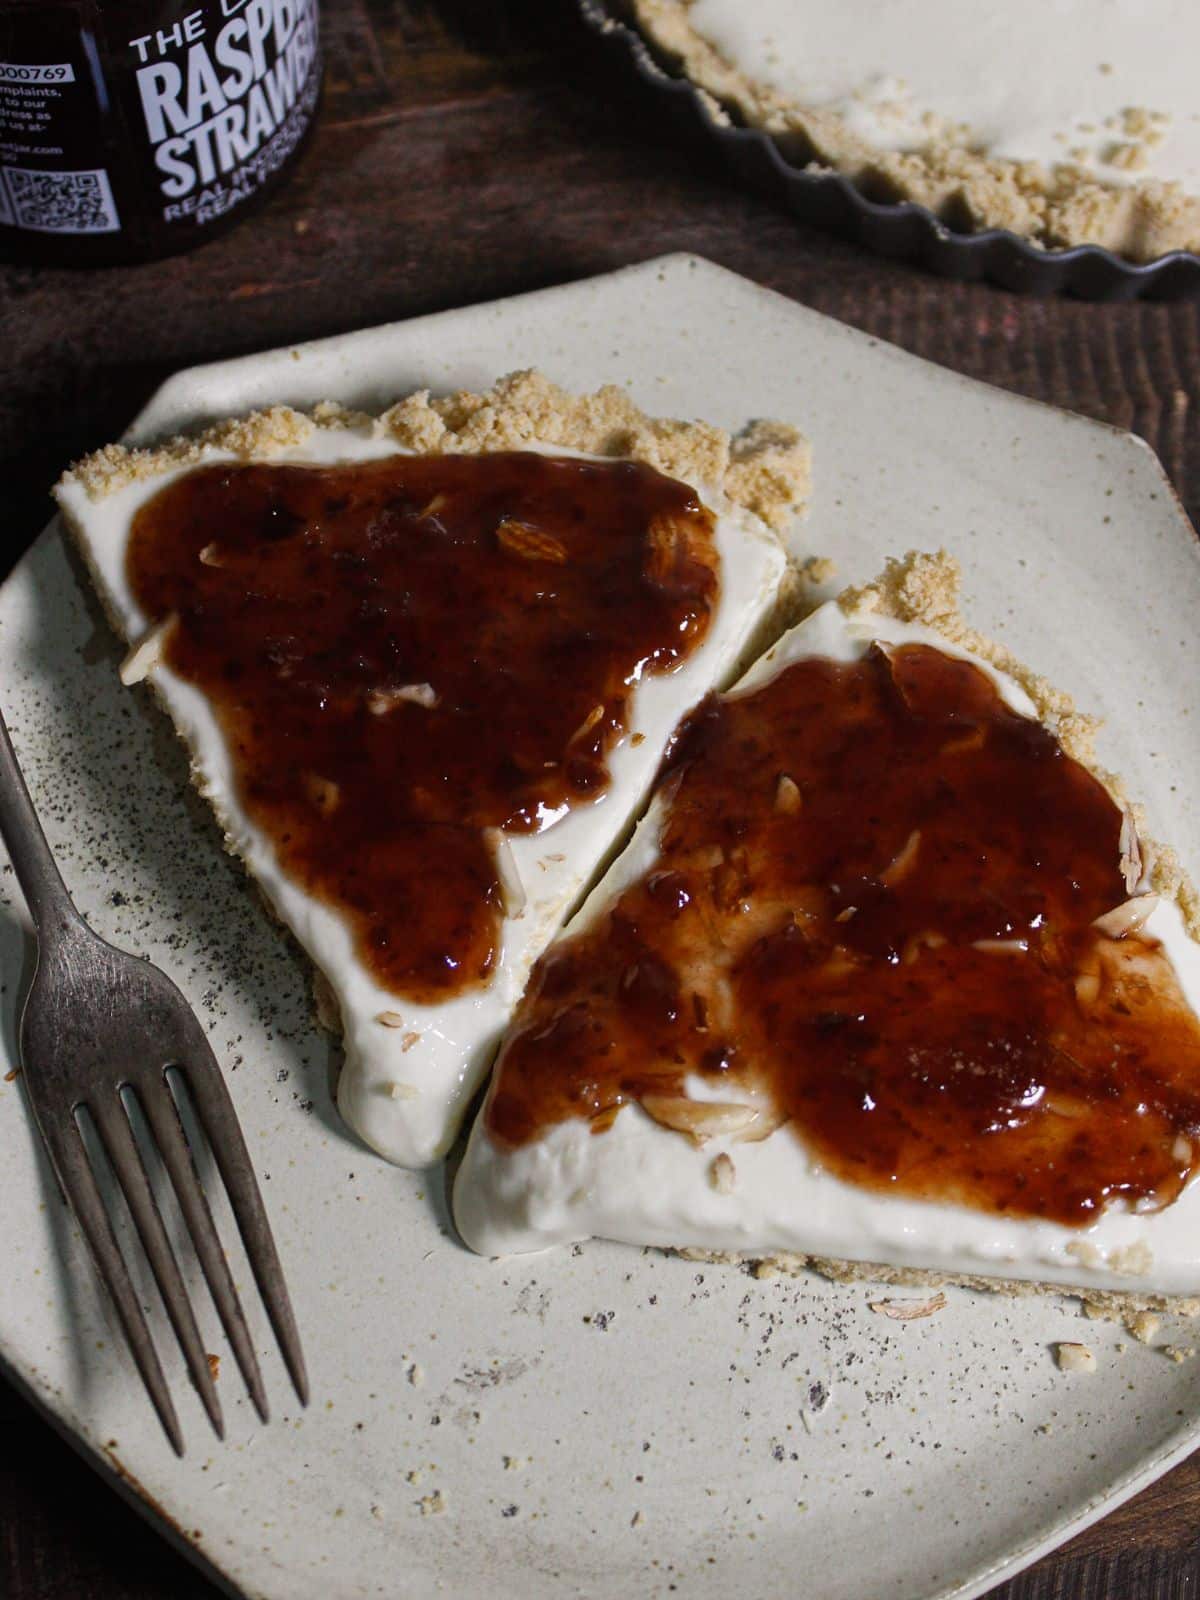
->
3 3 1200 1596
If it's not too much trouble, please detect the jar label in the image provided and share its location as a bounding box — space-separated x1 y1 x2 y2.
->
0 25 122 234
0 1 322 257
127 0 320 227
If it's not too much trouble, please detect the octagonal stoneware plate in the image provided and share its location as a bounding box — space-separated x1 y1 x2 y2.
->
4 255 1200 1600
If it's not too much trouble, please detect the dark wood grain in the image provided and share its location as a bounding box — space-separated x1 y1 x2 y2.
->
2 3 1199 1597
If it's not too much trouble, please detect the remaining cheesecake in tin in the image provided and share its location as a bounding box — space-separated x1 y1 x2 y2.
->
455 551 1200 1306
628 0 1200 259
54 371 807 1167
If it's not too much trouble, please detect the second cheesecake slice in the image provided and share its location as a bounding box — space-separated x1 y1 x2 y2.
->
455 551 1200 1304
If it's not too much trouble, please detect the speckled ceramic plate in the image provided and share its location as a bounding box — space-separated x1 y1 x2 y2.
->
4 255 1200 1600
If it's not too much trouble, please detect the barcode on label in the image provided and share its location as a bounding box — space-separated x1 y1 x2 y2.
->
0 61 75 85
2 166 119 234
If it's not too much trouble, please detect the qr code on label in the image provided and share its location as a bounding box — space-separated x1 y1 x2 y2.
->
3 166 119 234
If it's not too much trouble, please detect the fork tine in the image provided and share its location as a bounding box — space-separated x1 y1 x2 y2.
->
171 1055 309 1408
86 1095 224 1440
35 1111 185 1456
135 1080 271 1424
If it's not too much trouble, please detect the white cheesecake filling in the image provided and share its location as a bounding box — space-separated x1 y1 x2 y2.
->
56 425 787 1168
687 0 1200 193
454 600 1200 1295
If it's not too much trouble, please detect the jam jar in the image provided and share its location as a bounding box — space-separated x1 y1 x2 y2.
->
0 0 321 265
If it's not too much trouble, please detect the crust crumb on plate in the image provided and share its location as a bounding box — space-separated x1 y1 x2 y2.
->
1125 1310 1163 1343
1055 1341 1097 1373
798 554 837 588
868 1293 947 1321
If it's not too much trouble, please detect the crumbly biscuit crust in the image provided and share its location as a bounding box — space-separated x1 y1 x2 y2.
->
59 369 810 531
677 1247 1200 1319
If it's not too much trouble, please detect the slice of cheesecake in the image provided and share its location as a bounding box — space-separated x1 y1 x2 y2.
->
54 371 807 1167
454 551 1200 1305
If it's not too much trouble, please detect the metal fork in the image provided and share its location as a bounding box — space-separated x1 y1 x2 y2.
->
0 702 308 1453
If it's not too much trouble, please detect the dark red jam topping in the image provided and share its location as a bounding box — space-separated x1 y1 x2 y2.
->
486 641 1200 1226
125 451 719 1002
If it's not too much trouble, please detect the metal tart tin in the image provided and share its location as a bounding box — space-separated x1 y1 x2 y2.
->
580 0 1200 300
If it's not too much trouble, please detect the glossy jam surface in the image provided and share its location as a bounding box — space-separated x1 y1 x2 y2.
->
487 642 1200 1225
125 451 719 1001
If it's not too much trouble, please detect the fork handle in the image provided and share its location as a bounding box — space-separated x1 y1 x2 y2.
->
0 701 83 940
